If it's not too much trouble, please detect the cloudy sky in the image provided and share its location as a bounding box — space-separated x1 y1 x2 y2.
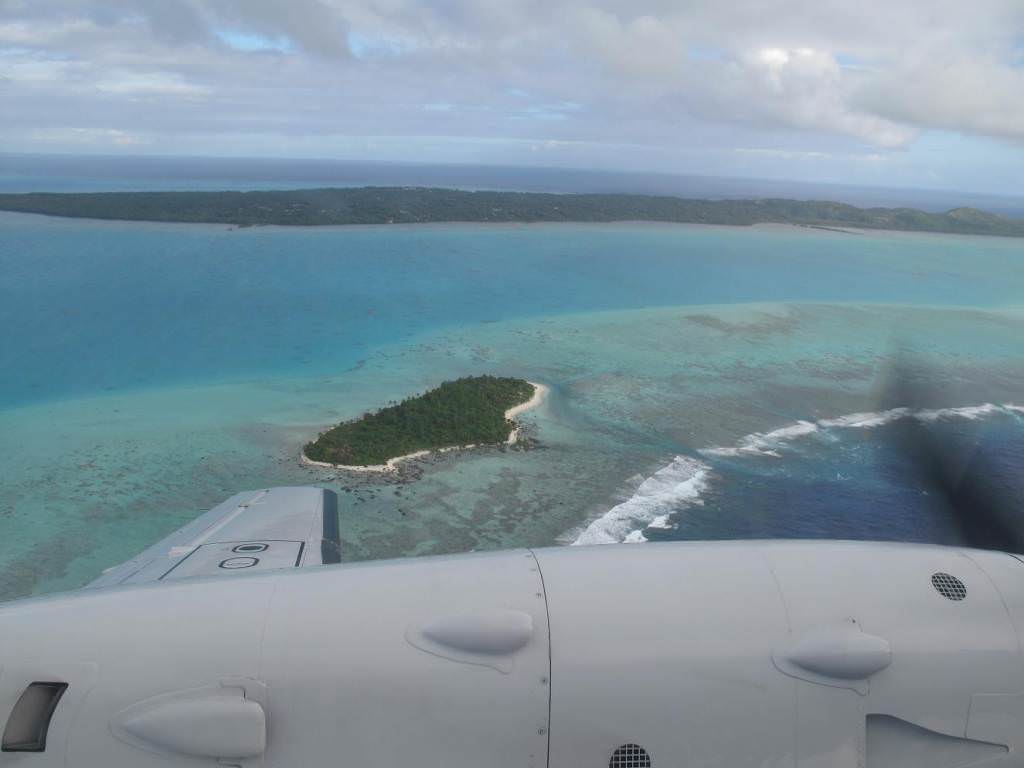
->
2 0 1024 193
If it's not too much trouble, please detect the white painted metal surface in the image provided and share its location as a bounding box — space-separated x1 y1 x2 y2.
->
764 541 1024 767
110 683 266 760
4 488 1024 767
0 575 275 766
534 542 798 768
780 620 892 681
86 487 340 588
259 549 551 767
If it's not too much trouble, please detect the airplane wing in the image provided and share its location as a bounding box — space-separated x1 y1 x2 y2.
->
86 486 340 589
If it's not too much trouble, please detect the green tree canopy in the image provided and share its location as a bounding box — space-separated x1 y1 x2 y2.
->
305 375 535 466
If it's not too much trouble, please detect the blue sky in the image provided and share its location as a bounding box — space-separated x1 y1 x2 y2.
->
2 0 1023 194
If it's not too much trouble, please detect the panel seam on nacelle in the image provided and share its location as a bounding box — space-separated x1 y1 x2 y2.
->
961 550 1024 690
528 548 553 768
255 573 282 742
757 547 799 765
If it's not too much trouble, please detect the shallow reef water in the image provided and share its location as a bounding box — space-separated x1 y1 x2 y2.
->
2 213 1024 599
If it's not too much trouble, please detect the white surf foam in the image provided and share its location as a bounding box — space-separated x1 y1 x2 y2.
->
828 403 1014 428
576 401 1019 547
705 403 1018 458
916 403 1005 422
571 455 710 546
648 513 673 529
818 408 911 429
701 420 819 458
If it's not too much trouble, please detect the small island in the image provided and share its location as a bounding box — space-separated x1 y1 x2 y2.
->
303 375 545 471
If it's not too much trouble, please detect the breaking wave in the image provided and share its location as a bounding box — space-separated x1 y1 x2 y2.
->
571 455 710 546
575 402 1022 546
700 420 819 458
703 402 1022 458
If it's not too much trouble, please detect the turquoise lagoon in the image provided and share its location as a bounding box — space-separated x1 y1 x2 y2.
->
2 212 1024 599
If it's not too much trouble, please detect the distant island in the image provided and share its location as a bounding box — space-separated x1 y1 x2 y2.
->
303 375 544 471
1 186 1023 237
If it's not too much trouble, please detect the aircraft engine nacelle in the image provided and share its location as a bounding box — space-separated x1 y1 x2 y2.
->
3 528 1024 765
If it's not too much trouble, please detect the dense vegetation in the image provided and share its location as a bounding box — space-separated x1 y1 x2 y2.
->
1 186 1023 237
305 375 536 466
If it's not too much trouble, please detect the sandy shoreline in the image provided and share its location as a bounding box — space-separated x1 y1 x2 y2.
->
301 381 548 473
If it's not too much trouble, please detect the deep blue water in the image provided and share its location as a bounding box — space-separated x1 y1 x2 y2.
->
652 415 1024 546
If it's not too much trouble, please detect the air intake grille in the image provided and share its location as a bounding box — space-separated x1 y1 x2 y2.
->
610 743 651 768
2 682 67 753
932 572 967 601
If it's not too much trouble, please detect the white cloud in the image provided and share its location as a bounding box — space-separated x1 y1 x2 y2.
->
0 0 1022 188
682 46 919 147
94 71 211 97
572 9 687 77
854 53 1024 143
29 126 148 146
734 148 831 161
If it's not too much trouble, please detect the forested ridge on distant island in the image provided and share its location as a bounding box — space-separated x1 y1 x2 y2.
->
1 186 1023 237
304 375 536 467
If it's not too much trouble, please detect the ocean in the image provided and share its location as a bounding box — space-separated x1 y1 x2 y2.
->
2 160 1024 601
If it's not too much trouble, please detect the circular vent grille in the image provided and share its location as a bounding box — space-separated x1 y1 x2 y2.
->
610 744 651 768
932 572 967 601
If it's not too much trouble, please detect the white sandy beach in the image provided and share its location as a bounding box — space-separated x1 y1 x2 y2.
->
301 381 549 473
